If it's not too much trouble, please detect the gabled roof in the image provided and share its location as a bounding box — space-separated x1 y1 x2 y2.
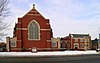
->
71 34 90 38
22 4 44 18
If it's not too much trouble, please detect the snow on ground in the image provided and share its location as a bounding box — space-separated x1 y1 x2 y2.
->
0 50 99 57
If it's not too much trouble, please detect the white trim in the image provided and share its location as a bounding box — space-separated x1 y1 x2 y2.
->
30 11 37 12
6 37 10 52
41 29 51 31
47 40 51 42
27 14 33 15
16 28 21 30
17 40 22 42
17 28 28 30
27 14 41 16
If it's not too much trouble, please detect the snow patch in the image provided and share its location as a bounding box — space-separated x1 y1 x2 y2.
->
0 50 98 57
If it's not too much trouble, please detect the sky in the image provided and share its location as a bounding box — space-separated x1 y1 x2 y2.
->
5 0 100 40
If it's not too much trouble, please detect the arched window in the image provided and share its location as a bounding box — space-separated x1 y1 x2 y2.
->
28 21 40 40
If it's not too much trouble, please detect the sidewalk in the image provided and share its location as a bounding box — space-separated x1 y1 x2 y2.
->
0 50 99 57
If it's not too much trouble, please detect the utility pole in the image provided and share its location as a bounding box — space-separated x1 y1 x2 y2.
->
98 28 100 49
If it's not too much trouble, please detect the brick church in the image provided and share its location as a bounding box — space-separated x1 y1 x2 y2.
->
6 5 53 52
6 4 92 52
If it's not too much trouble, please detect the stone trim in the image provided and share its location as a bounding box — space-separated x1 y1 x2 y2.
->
47 40 51 42
30 11 37 12
17 28 51 31
17 28 28 30
17 40 22 42
27 14 41 16
41 29 51 31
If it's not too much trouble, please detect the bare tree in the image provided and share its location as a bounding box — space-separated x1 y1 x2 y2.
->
0 0 10 40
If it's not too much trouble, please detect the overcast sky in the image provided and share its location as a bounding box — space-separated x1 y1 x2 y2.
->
6 0 100 40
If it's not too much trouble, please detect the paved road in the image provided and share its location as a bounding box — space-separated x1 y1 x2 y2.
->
0 54 100 63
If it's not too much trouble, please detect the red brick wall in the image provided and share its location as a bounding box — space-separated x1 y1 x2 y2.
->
11 7 53 51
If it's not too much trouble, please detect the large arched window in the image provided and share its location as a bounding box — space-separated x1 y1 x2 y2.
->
28 21 40 40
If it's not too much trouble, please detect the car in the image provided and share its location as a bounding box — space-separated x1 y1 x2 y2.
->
96 48 100 52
